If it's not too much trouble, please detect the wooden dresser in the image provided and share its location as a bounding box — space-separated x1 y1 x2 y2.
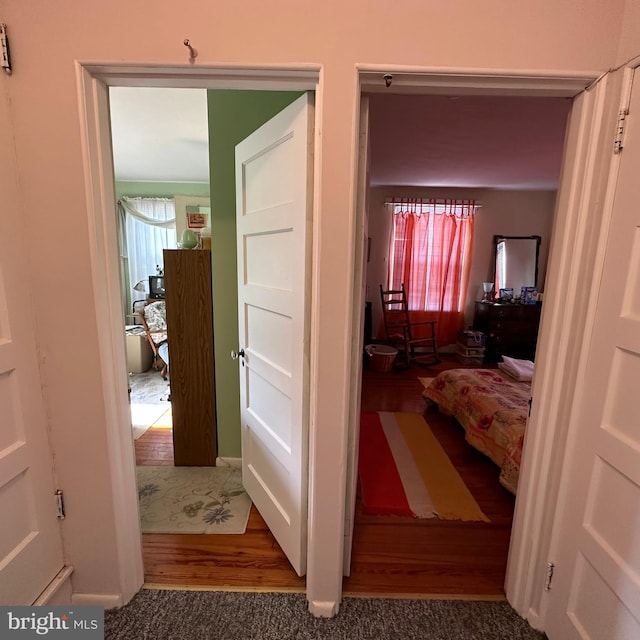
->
473 301 542 362
164 249 217 466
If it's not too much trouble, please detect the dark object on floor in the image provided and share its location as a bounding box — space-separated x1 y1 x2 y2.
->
105 589 544 640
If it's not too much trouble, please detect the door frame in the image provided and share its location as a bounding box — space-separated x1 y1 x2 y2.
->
76 63 321 606
347 65 617 626
77 60 620 618
543 56 640 635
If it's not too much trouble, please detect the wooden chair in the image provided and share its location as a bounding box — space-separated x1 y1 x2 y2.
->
138 300 169 379
379 284 439 367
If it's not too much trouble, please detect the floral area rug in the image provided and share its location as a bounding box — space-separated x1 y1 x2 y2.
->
136 466 252 534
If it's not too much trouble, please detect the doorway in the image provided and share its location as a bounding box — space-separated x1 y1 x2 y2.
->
345 91 569 596
84 69 318 592
344 69 608 618
109 86 211 448
129 90 312 588
79 63 606 615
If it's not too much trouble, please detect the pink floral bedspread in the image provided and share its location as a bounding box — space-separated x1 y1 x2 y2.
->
423 369 530 494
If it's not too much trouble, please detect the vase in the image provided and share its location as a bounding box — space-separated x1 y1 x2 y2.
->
181 228 198 249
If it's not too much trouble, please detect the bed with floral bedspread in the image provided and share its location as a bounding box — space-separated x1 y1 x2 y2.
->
422 368 530 495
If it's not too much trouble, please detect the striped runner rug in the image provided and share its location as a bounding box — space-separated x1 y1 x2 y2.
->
358 411 489 522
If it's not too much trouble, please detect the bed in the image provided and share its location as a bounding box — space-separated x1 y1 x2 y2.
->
422 368 531 494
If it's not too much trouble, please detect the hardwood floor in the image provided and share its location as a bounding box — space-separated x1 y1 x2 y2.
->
136 354 515 596
141 511 306 591
135 428 305 591
349 357 514 597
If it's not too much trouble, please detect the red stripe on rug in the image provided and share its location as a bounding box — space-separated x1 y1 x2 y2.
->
358 411 413 517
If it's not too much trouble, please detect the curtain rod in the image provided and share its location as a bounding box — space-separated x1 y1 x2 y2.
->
385 198 482 208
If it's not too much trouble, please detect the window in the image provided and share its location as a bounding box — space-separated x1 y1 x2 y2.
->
387 198 476 344
118 197 177 319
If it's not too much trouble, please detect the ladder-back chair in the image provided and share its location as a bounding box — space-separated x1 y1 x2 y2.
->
379 284 439 367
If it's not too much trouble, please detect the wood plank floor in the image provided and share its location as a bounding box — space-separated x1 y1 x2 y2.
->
136 354 515 596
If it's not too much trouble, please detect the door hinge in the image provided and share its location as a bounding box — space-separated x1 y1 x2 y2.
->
0 23 11 74
614 109 629 154
55 490 65 520
544 561 555 591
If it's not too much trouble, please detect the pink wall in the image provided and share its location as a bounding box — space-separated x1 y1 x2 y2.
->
0 0 631 605
617 0 640 65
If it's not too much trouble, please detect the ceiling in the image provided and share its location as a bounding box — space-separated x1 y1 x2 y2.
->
109 87 210 183
367 94 571 190
109 88 571 190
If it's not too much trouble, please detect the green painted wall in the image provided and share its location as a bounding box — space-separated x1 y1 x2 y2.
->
115 181 210 199
208 90 303 458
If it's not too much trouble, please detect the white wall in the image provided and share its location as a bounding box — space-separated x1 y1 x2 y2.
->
367 187 556 341
0 0 630 607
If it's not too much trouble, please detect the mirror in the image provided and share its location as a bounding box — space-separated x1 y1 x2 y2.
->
493 235 541 302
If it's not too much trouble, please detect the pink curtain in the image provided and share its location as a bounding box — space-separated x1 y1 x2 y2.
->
387 198 476 346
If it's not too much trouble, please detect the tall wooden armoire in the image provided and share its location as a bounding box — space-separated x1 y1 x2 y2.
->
163 248 217 465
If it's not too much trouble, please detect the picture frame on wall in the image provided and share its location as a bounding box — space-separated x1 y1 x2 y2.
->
187 212 208 229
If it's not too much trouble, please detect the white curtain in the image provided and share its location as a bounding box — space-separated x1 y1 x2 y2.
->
118 197 177 319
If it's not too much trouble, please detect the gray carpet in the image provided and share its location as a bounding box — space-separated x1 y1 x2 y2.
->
105 590 545 640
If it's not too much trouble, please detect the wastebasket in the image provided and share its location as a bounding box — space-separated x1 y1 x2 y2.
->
365 344 398 372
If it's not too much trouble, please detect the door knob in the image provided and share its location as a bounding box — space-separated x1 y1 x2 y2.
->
231 348 245 360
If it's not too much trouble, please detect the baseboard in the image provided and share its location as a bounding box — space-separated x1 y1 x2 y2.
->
216 456 242 468
71 593 124 609
308 599 339 618
33 566 74 605
525 606 544 632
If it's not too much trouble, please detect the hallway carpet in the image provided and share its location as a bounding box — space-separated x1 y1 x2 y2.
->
105 589 545 640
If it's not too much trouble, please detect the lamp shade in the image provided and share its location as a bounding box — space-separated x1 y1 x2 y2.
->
133 279 148 292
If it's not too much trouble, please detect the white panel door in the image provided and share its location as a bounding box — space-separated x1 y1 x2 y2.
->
0 100 65 603
235 93 313 576
545 70 640 639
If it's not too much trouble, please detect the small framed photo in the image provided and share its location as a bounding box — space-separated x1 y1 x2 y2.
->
187 212 208 229
499 288 514 302
521 286 538 304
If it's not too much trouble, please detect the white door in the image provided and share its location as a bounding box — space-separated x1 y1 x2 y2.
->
0 94 65 603
235 93 313 576
545 70 640 639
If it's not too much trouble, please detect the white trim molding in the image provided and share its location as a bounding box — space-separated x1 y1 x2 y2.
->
308 599 340 618
215 457 242 468
358 65 599 96
71 593 125 609
33 566 74 606
534 61 640 630
347 65 603 626
76 62 145 606
75 62 323 612
505 70 626 628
